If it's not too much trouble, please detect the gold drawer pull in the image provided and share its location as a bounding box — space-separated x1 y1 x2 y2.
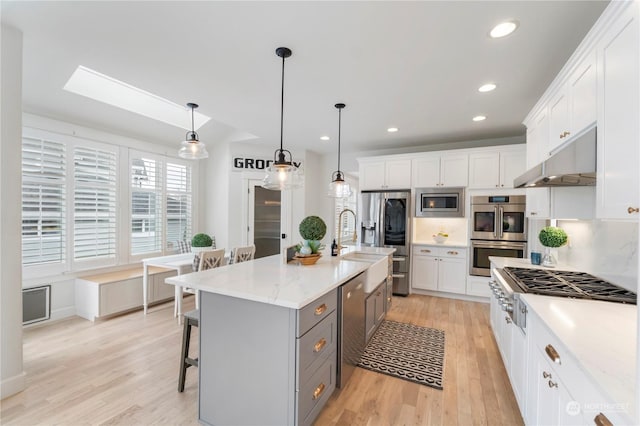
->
420 249 431 253
312 382 326 400
548 380 558 389
594 413 613 426
542 371 552 379
446 251 458 255
313 338 327 353
545 344 561 364
628 207 639 214
314 304 327 316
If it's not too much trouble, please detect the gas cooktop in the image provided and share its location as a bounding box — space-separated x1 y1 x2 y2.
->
502 267 637 304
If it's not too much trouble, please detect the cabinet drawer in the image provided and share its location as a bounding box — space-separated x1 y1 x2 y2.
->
297 311 337 380
297 356 336 426
413 245 467 259
297 289 337 338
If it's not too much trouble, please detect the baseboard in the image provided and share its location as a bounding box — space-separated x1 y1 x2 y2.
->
410 289 489 304
1 371 26 399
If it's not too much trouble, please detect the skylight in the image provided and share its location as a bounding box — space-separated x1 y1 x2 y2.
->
63 66 211 130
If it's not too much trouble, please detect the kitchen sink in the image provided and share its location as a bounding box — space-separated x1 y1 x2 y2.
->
341 252 388 293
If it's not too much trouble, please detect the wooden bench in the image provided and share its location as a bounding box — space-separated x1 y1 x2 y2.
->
75 266 178 321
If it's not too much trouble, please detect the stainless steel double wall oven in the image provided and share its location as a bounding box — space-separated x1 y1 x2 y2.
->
470 195 527 276
360 191 411 295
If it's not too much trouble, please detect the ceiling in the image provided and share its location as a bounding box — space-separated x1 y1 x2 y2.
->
2 1 609 155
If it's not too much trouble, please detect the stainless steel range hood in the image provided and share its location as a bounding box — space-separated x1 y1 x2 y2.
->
514 125 596 188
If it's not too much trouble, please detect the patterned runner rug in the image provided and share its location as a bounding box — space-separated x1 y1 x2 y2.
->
358 320 445 390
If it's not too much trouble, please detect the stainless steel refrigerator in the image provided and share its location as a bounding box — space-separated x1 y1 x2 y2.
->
360 191 411 295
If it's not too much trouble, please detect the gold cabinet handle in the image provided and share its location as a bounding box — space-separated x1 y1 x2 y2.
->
312 382 326 400
542 371 552 379
420 249 431 253
314 303 327 316
313 338 327 353
545 344 561 364
628 207 639 214
505 316 512 324
446 251 458 255
548 380 558 389
594 413 613 426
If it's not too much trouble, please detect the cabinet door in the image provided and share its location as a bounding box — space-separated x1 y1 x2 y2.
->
526 108 549 168
365 293 377 341
569 52 597 134
440 154 469 187
510 325 528 414
468 152 500 188
385 159 412 189
360 162 386 190
525 188 550 218
499 150 526 189
597 4 640 219
437 256 466 294
411 255 438 290
411 156 440 187
548 89 570 153
374 287 386 326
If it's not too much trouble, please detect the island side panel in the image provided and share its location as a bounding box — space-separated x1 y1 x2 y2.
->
199 291 297 426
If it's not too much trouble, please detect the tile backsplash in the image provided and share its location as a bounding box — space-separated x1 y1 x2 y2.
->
534 219 638 291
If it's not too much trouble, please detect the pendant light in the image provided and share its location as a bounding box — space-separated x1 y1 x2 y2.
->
328 103 352 198
178 103 209 160
263 47 303 190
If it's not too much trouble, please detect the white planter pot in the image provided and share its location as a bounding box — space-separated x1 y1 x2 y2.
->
192 246 212 254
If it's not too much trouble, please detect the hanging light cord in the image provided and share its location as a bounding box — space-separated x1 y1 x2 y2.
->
279 53 285 152
337 107 342 172
190 105 195 136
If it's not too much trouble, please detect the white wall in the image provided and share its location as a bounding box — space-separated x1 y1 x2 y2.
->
529 218 638 292
1 23 25 399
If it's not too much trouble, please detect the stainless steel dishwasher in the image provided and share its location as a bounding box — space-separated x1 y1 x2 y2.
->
337 272 365 388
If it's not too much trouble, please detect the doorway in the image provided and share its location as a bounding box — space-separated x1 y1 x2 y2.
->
248 180 281 259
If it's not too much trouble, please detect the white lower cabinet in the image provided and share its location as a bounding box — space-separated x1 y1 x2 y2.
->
412 245 466 294
466 275 492 298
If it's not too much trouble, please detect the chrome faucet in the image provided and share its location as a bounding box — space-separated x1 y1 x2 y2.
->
337 208 358 253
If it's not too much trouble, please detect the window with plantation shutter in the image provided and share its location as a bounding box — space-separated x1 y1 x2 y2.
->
131 156 163 255
21 136 66 266
73 146 117 261
166 162 192 249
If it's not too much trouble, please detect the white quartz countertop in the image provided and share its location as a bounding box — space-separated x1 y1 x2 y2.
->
522 294 637 420
413 241 468 248
165 245 395 309
489 256 576 271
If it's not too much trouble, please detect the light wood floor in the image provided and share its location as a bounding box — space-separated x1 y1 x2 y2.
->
1 294 523 426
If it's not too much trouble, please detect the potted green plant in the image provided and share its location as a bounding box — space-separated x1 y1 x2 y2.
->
296 216 327 264
538 226 568 267
191 233 213 254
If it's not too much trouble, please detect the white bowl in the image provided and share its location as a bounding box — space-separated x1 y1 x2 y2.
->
433 234 447 244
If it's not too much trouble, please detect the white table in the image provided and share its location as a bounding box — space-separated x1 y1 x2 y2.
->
142 253 195 317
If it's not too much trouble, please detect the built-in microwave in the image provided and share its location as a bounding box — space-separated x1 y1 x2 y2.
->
415 187 465 218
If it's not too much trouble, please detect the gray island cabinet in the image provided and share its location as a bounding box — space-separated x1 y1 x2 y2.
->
165 247 395 426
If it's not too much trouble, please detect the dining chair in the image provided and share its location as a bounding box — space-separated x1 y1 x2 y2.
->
198 249 226 271
232 244 256 264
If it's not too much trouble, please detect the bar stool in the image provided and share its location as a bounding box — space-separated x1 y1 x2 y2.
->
178 309 199 392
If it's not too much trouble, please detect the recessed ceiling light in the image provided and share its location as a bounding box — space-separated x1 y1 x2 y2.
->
473 115 487 122
387 127 399 133
63 65 211 130
478 83 497 92
490 21 518 38
320 136 330 141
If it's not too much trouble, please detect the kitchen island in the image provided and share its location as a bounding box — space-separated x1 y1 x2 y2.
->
166 246 395 426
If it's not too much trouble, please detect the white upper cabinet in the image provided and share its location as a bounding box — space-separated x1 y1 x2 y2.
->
526 108 550 168
548 53 597 154
596 2 639 219
411 153 468 188
468 146 526 189
359 158 411 191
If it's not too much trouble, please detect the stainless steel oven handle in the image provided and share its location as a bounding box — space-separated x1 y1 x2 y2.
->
493 206 498 238
498 206 504 239
471 241 526 250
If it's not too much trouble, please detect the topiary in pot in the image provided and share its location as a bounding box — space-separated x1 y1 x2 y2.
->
191 233 213 253
298 216 327 255
538 226 568 267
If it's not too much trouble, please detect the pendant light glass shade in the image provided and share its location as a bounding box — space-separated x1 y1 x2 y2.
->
179 103 209 160
262 47 303 191
328 103 352 198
